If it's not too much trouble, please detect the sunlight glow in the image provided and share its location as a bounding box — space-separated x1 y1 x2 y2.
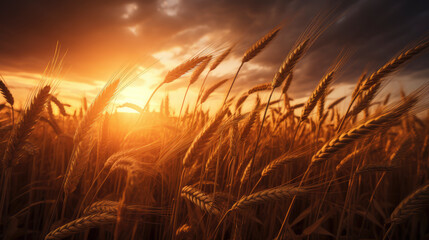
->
122 3 138 19
158 0 181 16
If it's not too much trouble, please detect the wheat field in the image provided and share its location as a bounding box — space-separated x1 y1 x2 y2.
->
0 23 429 240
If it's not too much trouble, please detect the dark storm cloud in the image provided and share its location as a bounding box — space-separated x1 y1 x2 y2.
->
0 0 428 99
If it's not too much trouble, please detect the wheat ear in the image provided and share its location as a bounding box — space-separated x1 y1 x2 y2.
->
210 47 232 71
300 71 334 122
181 186 220 215
272 39 310 88
242 27 281 63
2 86 51 168
231 185 306 211
64 79 120 194
0 78 14 107
223 27 281 104
390 183 429 224
313 95 418 164
361 41 429 91
183 108 228 168
200 78 229 104
45 213 117 240
143 56 206 111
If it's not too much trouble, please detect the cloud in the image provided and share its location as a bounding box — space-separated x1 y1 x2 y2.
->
0 0 428 110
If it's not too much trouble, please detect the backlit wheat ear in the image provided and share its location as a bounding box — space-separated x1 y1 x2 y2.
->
247 83 272 94
0 77 14 107
235 83 271 111
224 27 281 104
235 93 249 111
351 72 366 98
335 146 372 172
389 137 412 165
183 108 228 168
242 27 281 63
181 186 220 215
356 164 395 174
176 224 192 239
49 95 68 116
144 56 206 111
390 183 429 224
312 95 418 164
272 39 310 88
189 56 212 86
2 86 51 168
64 79 120 194
44 213 117 240
245 39 310 186
240 97 261 142
83 200 117 215
360 41 429 92
83 200 147 216
231 185 306 211
200 78 229 104
300 71 335 123
73 79 120 142
318 91 326 121
328 96 346 109
348 82 381 118
261 153 307 177
164 56 207 84
210 47 233 71
119 102 144 114
281 72 293 95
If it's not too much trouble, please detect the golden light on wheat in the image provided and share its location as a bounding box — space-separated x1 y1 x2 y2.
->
0 13 429 240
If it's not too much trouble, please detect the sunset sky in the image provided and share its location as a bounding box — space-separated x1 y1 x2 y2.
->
1 0 428 114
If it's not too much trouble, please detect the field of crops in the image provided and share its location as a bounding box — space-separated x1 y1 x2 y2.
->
0 24 428 240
